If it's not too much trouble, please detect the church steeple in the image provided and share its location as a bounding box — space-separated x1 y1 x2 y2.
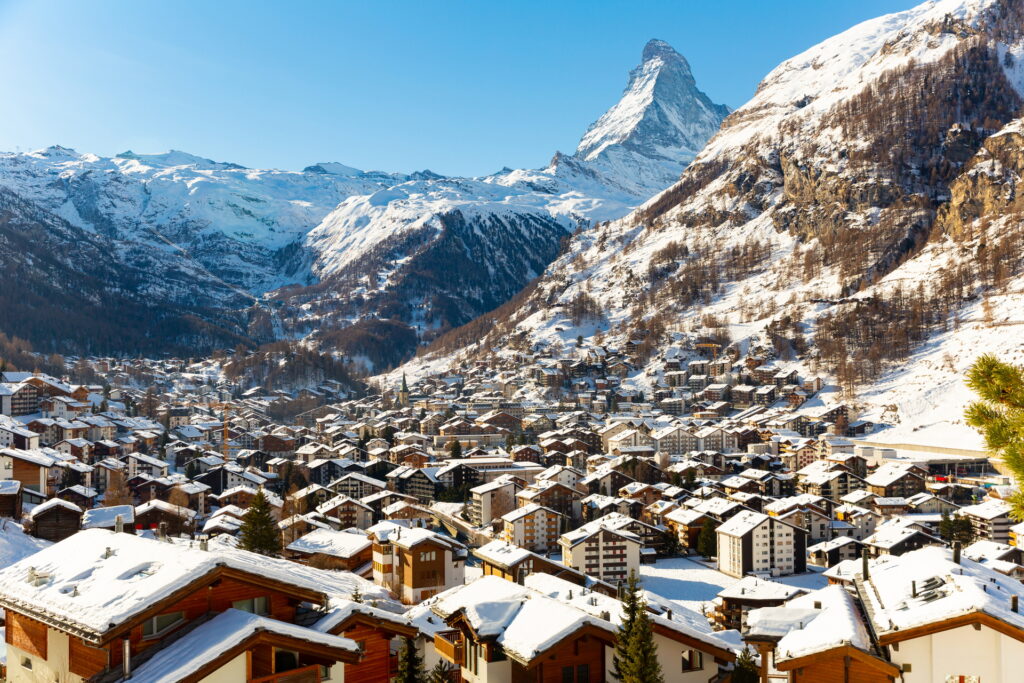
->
398 372 410 408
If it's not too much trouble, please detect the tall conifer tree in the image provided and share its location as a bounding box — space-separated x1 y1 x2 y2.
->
237 489 282 556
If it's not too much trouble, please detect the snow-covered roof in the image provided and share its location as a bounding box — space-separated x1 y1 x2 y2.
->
127 608 359 683
747 585 871 661
862 546 1024 637
286 528 371 559
82 505 135 529
0 528 388 641
28 497 82 518
717 575 806 601
429 573 734 663
716 510 769 537
473 539 535 568
136 498 197 519
959 498 1012 520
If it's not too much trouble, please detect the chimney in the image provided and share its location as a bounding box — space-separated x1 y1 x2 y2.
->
158 522 168 541
953 542 961 565
911 581 917 598
123 638 132 679
1013 596 1019 613
114 515 123 534
666 608 672 620
862 552 870 580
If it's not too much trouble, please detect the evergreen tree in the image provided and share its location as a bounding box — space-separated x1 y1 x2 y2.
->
612 571 664 683
938 510 975 546
732 647 760 683
428 659 453 683
683 468 697 490
612 571 641 681
966 354 1024 518
237 489 282 556
447 439 462 459
395 637 425 683
698 519 717 560
662 530 681 557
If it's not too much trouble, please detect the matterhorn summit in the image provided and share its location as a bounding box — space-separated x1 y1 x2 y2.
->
569 39 730 196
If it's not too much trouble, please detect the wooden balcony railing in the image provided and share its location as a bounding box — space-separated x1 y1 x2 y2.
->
434 629 463 664
251 664 321 683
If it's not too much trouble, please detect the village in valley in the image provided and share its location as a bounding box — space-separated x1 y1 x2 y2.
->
0 335 1020 683
8 0 1024 681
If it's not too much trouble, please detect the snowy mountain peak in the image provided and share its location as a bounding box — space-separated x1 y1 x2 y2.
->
114 149 247 170
569 39 729 196
641 38 691 73
303 161 364 176
29 145 81 160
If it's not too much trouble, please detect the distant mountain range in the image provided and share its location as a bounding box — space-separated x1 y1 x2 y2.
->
0 40 727 364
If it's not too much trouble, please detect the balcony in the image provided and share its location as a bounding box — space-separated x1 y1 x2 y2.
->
434 630 464 664
251 664 321 683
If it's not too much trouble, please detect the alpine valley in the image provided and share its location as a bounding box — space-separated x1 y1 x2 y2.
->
0 39 726 366
399 0 1024 449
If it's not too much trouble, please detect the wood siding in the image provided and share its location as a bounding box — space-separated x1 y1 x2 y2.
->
7 612 47 659
340 622 393 683
69 636 109 678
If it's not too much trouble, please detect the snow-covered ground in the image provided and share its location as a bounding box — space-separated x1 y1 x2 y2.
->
640 556 828 615
0 520 50 567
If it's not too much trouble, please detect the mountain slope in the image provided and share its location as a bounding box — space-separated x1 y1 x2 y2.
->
401 0 1024 446
265 40 729 367
0 40 728 361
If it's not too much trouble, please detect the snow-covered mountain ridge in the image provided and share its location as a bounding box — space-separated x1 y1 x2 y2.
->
396 0 1024 449
0 40 727 360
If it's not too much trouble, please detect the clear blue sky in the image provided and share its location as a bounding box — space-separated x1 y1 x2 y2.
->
0 0 916 177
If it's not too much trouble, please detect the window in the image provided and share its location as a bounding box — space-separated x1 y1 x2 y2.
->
233 596 270 615
21 657 32 670
142 611 185 639
563 666 574 683
418 550 436 562
319 664 333 680
682 649 703 672
576 664 590 681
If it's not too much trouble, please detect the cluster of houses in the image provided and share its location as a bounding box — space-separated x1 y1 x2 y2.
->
0 352 1021 682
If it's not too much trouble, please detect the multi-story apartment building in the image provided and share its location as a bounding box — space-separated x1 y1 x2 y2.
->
516 479 582 523
864 462 926 498
716 510 807 578
369 522 467 604
559 524 641 584
316 493 375 529
959 499 1014 544
468 477 521 527
501 503 564 553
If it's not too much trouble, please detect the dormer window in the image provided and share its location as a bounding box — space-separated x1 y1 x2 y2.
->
142 611 185 639
233 596 270 615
